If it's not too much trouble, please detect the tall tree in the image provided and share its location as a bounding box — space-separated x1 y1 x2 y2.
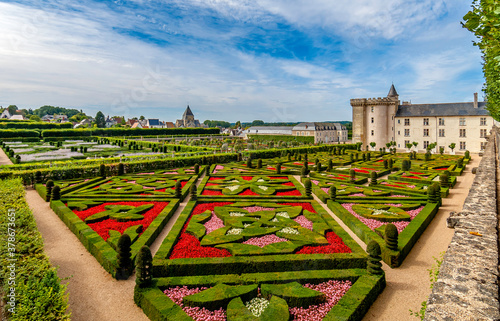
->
95 111 105 128
463 1 500 120
7 105 17 115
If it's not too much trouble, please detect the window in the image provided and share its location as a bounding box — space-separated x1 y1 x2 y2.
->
398 131 400 136
460 141 466 150
439 129 445 137
404 129 410 137
371 130 374 136
480 117 487 126
371 117 374 123
423 129 429 137
480 129 487 138
459 118 466 126
404 140 410 147
439 118 445 126
423 141 429 149
459 129 466 137
397 119 400 124
423 118 429 126
404 119 410 126
481 142 486 151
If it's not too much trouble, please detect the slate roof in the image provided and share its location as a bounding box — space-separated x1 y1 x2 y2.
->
183 105 194 117
388 84 398 97
395 102 489 117
147 119 160 126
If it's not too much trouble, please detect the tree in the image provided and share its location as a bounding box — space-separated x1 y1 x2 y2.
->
369 142 376 150
29 115 41 122
463 1 500 120
412 142 418 149
7 105 17 115
406 143 413 150
95 111 105 128
69 112 88 122
139 115 145 120
251 120 265 126
234 121 242 129
448 143 456 152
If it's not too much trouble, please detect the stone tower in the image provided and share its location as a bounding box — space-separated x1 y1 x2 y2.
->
351 85 400 149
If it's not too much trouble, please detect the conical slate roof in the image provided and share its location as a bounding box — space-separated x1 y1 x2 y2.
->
388 84 398 97
183 105 194 117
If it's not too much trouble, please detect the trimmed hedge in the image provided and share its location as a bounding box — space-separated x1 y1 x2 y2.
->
134 269 385 321
248 134 314 143
153 199 367 277
0 129 40 138
0 122 72 130
328 200 440 267
41 127 220 138
0 179 70 320
49 198 179 278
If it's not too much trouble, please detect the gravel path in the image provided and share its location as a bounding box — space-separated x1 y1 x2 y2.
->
0 146 13 165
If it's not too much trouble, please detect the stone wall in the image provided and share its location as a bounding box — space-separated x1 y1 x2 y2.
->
424 127 500 320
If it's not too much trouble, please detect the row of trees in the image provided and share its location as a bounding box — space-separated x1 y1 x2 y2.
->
369 141 458 152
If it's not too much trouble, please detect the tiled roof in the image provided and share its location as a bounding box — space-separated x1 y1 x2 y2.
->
395 102 489 117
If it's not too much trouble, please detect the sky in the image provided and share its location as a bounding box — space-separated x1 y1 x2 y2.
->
0 0 484 122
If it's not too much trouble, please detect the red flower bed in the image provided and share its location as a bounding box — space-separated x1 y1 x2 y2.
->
353 169 369 173
205 183 218 186
338 174 350 178
239 189 259 196
402 176 421 179
410 172 425 175
73 201 169 241
282 182 295 186
332 177 345 180
435 167 449 170
209 177 225 181
202 190 223 195
277 190 302 196
169 202 233 259
269 176 287 179
382 184 404 188
241 176 253 181
296 231 351 254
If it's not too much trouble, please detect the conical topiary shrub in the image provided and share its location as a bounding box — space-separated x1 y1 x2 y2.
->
327 159 333 172
385 224 399 251
257 159 262 169
401 160 409 171
116 234 132 280
329 186 336 201
118 163 125 176
304 178 312 197
194 163 199 174
367 240 383 275
439 173 449 188
175 180 182 199
433 182 442 205
350 169 356 181
246 158 253 169
45 180 54 202
100 164 106 178
135 246 153 288
369 171 378 187
51 185 61 201
190 184 197 201
301 166 308 178
276 163 281 174
427 184 437 203
35 171 42 183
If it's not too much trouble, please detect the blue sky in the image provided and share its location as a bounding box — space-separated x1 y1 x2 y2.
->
0 0 483 122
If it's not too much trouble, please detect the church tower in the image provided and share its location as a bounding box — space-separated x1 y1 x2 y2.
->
351 84 400 149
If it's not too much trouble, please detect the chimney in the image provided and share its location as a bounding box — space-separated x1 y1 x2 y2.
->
474 92 478 108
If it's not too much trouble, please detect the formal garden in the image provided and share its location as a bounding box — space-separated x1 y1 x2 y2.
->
0 137 471 320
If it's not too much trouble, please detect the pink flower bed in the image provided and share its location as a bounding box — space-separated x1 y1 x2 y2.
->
311 180 320 185
243 206 276 212
321 187 330 194
204 214 225 234
243 234 288 248
293 215 313 230
390 195 409 198
164 286 226 321
289 280 352 321
349 193 366 197
341 203 424 233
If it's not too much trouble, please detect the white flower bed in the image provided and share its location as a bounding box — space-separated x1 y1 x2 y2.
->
229 212 246 217
275 212 290 218
227 185 240 192
279 227 299 235
13 148 34 153
21 150 84 162
245 297 269 317
226 228 243 235
258 186 268 191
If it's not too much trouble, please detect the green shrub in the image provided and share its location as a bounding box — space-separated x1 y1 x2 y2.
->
116 234 132 280
350 169 356 181
246 158 253 169
383 159 388 169
45 180 54 202
276 163 281 174
367 240 383 275
175 180 182 199
457 158 463 168
401 160 409 171
118 163 125 176
385 224 399 251
257 159 262 169
327 159 333 171
194 163 199 174
135 246 153 288
329 186 336 201
439 173 449 188
51 185 61 201
190 184 197 201
301 166 308 178
465 150 470 159
304 179 312 197
99 164 106 178
369 171 378 187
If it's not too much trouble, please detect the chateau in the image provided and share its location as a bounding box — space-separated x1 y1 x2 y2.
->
246 122 348 144
351 85 493 153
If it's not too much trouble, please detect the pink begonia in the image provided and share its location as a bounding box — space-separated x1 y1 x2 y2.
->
164 286 226 321
215 165 224 170
321 187 330 194
390 195 409 198
294 215 313 230
243 206 276 213
163 172 179 175
204 213 225 234
373 190 383 193
243 234 288 248
341 203 424 233
311 180 320 185
138 172 155 175
127 180 136 184
289 280 352 321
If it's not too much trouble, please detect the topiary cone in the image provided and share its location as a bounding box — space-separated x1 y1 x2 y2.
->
99 164 106 178
385 224 399 251
190 184 197 201
257 159 262 169
367 240 383 275
175 180 182 199
329 186 336 201
45 180 54 202
194 163 199 174
51 185 61 201
118 163 125 176
136 246 153 288
276 163 281 174
304 178 312 197
116 234 132 280
369 171 378 186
